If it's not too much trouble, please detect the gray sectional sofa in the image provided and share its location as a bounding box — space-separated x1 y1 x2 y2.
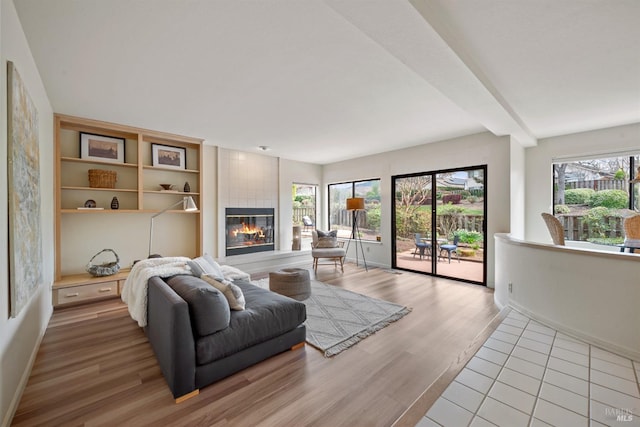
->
145 274 306 401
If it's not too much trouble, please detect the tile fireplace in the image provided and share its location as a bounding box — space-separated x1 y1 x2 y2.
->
225 208 275 256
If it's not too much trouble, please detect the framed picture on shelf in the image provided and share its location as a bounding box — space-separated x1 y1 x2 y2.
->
80 132 125 163
152 143 186 170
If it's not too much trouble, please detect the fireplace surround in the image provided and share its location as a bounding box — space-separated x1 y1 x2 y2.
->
225 208 275 256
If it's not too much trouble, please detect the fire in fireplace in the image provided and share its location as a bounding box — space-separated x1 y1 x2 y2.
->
225 208 275 256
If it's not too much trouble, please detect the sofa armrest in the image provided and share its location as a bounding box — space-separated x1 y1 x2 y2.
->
146 276 196 399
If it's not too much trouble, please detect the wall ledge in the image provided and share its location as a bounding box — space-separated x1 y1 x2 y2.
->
495 233 640 262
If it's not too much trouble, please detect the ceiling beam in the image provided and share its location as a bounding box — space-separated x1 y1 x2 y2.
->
325 0 537 147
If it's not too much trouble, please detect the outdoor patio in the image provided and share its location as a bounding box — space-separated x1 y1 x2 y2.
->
395 249 484 283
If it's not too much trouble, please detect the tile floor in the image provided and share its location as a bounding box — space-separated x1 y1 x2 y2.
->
418 310 640 426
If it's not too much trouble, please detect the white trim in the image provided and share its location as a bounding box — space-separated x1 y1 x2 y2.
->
552 148 640 163
509 301 640 362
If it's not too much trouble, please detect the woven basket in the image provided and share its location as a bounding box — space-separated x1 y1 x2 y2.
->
88 169 117 188
86 249 121 277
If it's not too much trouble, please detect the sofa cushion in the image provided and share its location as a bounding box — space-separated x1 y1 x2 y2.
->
188 254 225 281
201 274 246 310
166 275 230 337
195 279 306 365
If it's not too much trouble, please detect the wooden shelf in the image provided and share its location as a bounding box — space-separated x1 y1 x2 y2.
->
61 209 140 214
55 113 204 286
61 157 138 168
143 165 199 174
62 186 138 192
143 190 200 195
54 269 131 289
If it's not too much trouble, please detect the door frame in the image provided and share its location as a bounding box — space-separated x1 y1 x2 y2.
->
391 165 487 286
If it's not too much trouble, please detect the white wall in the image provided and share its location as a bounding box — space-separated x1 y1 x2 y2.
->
495 234 640 360
509 137 526 239
525 123 640 243
1 0 54 423
201 144 218 257
323 132 512 286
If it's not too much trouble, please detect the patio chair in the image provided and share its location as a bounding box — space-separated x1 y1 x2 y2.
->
541 212 565 245
413 233 431 260
302 215 314 231
622 214 640 253
439 235 460 263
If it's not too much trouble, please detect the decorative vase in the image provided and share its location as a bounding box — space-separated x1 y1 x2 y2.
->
110 196 119 210
183 181 191 193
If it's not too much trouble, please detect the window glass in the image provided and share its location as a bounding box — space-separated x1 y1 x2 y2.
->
553 155 637 244
328 183 353 238
328 179 381 240
356 180 381 241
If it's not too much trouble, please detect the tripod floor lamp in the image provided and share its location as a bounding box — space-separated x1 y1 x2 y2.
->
345 197 368 271
148 196 198 257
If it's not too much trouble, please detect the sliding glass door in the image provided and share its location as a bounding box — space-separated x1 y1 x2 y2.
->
392 166 486 285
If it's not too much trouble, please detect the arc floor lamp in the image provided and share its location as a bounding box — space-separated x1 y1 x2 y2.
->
148 196 198 257
345 197 368 271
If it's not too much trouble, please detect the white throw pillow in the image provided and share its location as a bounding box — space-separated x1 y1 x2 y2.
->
201 274 246 311
189 254 225 281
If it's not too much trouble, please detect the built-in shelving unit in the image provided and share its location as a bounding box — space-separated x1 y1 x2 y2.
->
54 114 203 306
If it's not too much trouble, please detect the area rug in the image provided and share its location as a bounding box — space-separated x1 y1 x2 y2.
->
252 278 411 357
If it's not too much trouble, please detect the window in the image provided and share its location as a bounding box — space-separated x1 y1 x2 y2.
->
553 154 638 243
328 179 381 241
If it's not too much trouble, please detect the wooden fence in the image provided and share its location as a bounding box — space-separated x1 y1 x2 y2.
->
332 211 485 234
440 214 484 233
565 179 628 191
557 214 624 241
292 207 316 225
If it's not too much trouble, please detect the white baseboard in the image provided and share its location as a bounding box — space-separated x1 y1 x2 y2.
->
509 301 640 362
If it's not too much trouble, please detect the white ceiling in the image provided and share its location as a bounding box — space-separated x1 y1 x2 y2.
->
13 0 640 164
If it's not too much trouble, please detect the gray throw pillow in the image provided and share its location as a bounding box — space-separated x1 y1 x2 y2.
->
166 275 230 336
316 230 338 248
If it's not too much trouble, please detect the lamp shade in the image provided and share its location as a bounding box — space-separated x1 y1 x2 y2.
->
346 197 365 211
183 196 198 211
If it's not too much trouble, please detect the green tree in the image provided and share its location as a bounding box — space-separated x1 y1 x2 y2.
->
395 176 432 238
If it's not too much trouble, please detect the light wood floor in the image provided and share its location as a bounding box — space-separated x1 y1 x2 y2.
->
12 264 499 427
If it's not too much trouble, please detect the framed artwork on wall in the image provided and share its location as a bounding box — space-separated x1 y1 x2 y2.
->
80 132 125 163
7 61 43 317
152 143 186 170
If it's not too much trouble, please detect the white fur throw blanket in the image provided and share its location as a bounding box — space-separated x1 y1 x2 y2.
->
219 264 251 282
121 257 192 327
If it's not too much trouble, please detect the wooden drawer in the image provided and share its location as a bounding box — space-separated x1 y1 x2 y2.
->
54 281 119 306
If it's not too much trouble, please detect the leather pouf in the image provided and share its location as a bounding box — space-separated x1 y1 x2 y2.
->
269 268 311 301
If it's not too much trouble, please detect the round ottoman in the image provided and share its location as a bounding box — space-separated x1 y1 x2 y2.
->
269 268 311 300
